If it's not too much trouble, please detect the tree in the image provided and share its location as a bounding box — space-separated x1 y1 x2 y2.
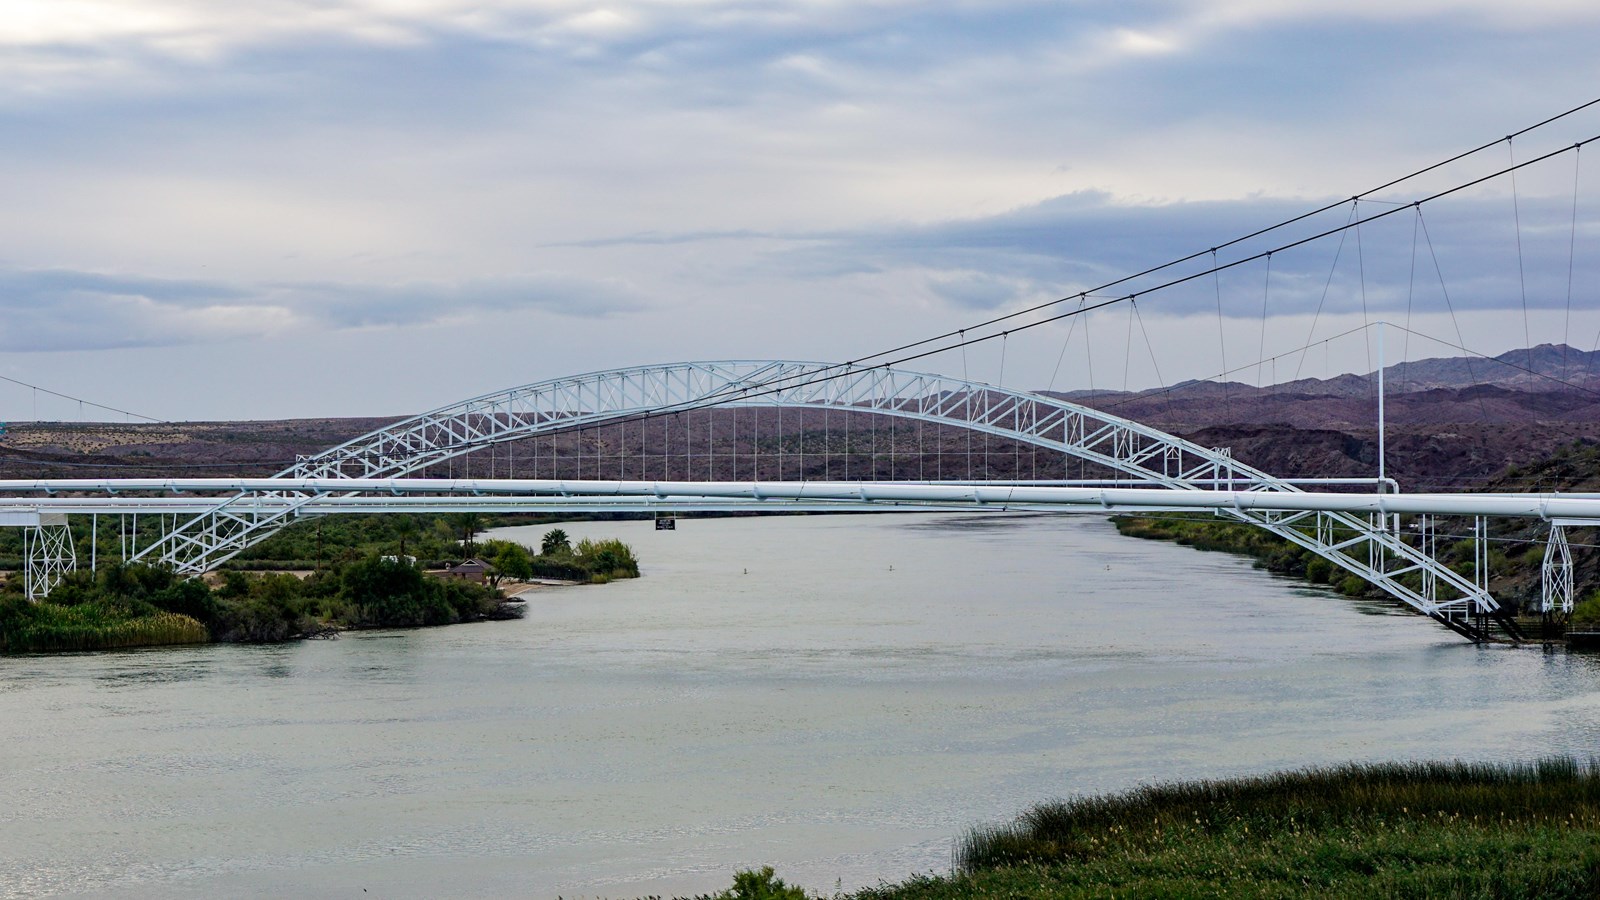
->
339 555 452 627
540 528 571 557
453 513 482 558
392 515 417 557
483 540 532 586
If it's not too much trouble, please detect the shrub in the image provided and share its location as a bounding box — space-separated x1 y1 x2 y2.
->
216 597 299 642
1572 592 1600 625
714 867 809 900
574 538 640 579
1 552 525 654
339 556 446 627
440 579 502 620
527 556 592 581
150 578 222 629
1306 558 1333 584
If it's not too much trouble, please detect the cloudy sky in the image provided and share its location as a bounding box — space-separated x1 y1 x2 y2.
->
5 0 1600 421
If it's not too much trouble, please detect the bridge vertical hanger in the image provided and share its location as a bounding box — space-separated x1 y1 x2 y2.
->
1419 514 1437 608
1377 320 1386 488
124 360 1518 642
1258 254 1272 387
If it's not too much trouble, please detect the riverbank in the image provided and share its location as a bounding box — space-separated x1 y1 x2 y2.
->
0 527 643 654
1111 513 1356 591
0 558 518 654
1110 513 1600 642
738 760 1600 899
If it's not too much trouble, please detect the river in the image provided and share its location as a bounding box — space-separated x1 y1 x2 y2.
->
5 513 1600 898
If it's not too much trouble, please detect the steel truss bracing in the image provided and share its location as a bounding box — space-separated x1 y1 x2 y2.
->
1541 524 1575 616
24 513 75 601
130 360 1505 638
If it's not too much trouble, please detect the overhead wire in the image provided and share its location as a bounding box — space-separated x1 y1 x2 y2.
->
1565 145 1582 373
0 373 161 423
1380 322 1600 398
800 94 1600 383
1415 207 1492 424
1095 321 1381 414
324 107 1600 463
504 98 1600 444
1257 253 1272 387
749 130 1600 402
1294 201 1356 380
1089 313 1600 434
427 127 1600 461
1212 249 1231 417
1353 198 1373 376
1402 207 1421 392
1508 138 1534 371
24 99 1600 461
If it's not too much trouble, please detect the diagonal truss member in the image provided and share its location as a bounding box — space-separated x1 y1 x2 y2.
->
134 360 1510 640
24 513 75 601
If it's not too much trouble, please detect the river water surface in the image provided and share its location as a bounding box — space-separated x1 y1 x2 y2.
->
6 513 1600 898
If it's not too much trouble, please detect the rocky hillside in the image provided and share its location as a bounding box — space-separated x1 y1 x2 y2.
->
3 345 1597 493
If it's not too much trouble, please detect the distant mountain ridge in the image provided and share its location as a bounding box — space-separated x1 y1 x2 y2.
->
1050 343 1600 404
1043 344 1600 431
1 344 1597 491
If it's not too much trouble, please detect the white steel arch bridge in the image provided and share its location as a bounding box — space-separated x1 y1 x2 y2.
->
2 359 1582 643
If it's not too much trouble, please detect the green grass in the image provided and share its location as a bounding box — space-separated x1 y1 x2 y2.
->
0 597 207 653
835 760 1600 899
1111 515 1335 587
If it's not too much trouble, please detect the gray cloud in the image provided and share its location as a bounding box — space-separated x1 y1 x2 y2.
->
0 268 644 351
747 188 1600 322
279 274 646 329
4 2 1600 417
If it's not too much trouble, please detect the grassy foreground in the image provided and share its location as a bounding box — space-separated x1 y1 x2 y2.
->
717 760 1600 899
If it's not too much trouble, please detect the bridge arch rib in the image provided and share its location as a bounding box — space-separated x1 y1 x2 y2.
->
137 360 1508 641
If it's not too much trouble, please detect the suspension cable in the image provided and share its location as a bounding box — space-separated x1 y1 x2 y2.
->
328 120 1600 459
0 373 161 423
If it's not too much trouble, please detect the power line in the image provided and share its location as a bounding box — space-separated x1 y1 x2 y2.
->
1092 312 1600 420
697 130 1600 414
361 103 1600 454
637 127 1600 431
784 95 1600 385
1094 321 1379 412
1382 322 1600 399
0 372 161 423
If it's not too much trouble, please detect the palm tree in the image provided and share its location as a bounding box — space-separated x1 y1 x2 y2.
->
393 515 417 557
454 513 482 558
541 528 571 556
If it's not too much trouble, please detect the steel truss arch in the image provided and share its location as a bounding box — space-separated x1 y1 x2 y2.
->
137 360 1506 640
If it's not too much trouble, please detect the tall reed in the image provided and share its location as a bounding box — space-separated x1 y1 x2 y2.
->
1 601 207 653
957 758 1600 872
